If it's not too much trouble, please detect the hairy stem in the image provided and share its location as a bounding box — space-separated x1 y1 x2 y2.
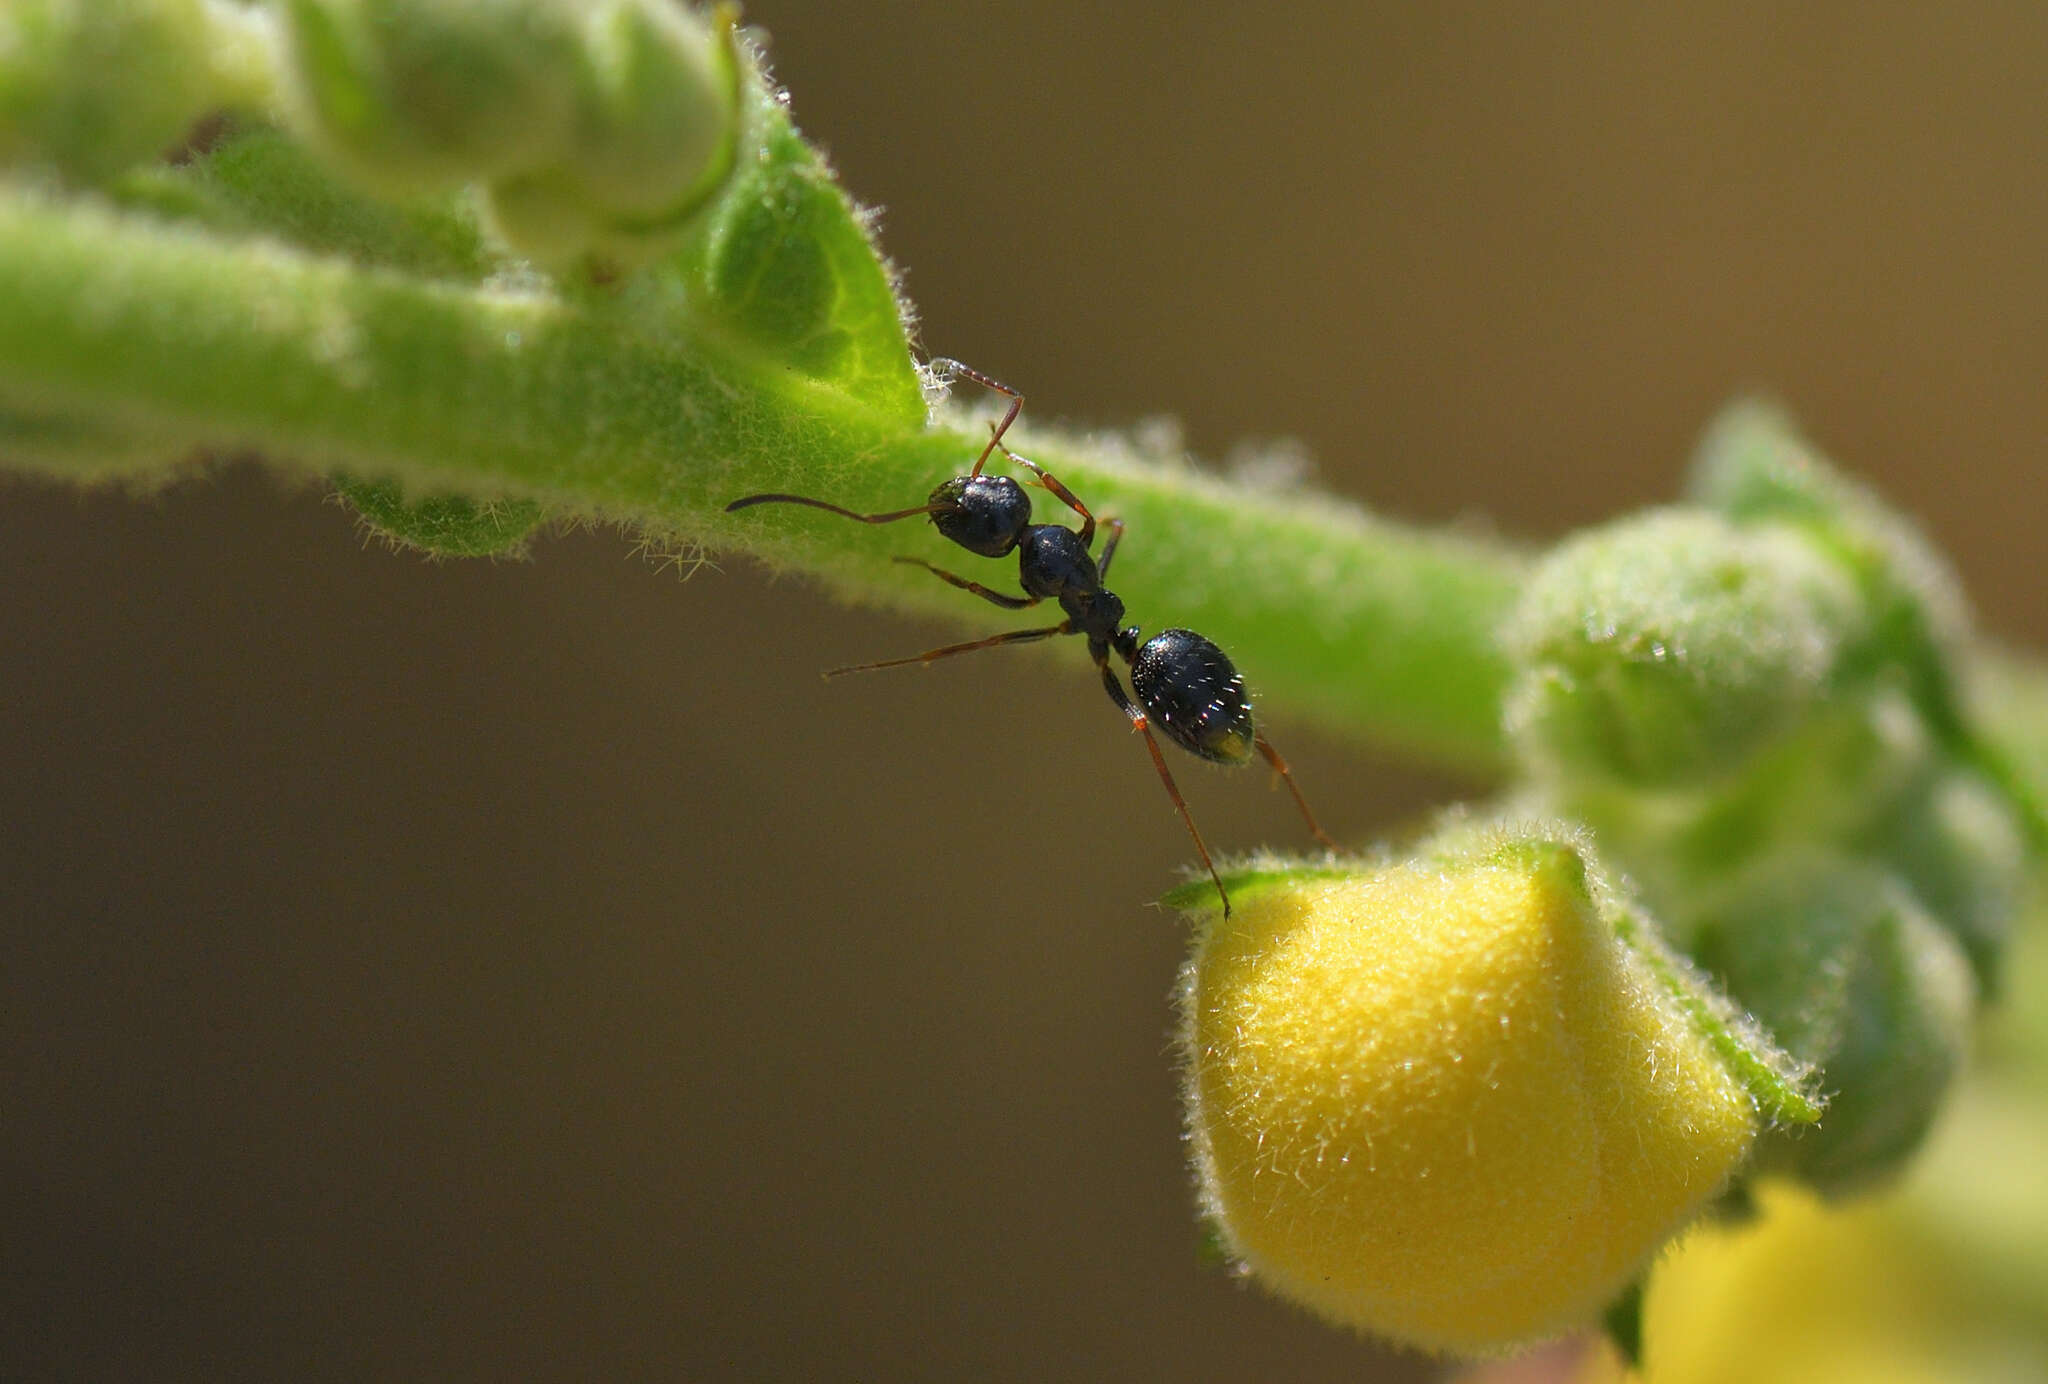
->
0 184 1524 770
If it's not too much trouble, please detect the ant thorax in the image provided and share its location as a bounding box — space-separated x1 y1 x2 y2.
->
1017 524 1100 604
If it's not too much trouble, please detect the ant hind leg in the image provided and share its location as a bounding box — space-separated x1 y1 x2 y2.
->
1254 734 1342 852
1096 654 1230 917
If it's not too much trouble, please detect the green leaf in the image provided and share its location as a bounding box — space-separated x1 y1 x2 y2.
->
333 475 547 557
117 126 502 281
689 91 923 419
1602 1276 1645 1369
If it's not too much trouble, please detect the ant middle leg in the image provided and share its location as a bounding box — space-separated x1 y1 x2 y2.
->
1096 653 1230 916
825 621 1072 679
890 556 1040 610
1096 518 1126 579
928 357 1023 479
1254 733 1342 853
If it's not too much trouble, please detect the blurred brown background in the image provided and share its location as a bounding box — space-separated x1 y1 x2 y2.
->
5 4 2047 1379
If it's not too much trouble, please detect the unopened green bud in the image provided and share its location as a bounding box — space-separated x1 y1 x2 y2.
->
1692 854 1976 1196
275 0 585 195
1504 510 1863 789
0 0 219 183
1172 829 1809 1354
275 0 743 270
558 0 738 218
1881 768 2030 991
1691 399 1973 684
482 1 740 268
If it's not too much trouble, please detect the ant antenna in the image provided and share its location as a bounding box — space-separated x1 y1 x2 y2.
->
723 494 946 524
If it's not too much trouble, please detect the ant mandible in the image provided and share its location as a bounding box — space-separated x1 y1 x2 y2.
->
725 358 1339 916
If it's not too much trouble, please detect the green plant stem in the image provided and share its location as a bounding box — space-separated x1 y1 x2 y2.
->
0 184 1524 771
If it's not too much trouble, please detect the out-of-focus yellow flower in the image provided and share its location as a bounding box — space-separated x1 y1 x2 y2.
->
1618 1186 1954 1384
1568 1076 2048 1380
1565 917 2048 1384
1177 840 1770 1354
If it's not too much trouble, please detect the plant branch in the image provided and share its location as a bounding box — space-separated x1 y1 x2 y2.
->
0 183 1526 771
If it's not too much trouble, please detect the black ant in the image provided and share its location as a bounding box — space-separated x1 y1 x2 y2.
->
725 359 1338 915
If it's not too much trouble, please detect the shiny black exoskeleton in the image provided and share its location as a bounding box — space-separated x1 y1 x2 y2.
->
725 359 1337 914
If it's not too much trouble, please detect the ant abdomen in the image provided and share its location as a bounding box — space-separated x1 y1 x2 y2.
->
1131 629 1256 764
929 475 1031 557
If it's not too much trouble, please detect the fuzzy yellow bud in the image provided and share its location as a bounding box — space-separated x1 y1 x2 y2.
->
1177 841 1780 1354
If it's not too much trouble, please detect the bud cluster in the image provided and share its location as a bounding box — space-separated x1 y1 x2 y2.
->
272 0 743 268
0 0 248 183
1500 403 2034 1194
0 2 746 270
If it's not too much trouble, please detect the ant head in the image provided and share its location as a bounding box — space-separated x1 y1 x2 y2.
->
927 474 1031 558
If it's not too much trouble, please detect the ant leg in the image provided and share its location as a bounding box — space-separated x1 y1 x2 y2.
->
891 556 1040 610
1096 654 1230 917
1254 734 1342 853
988 429 1095 546
928 357 1024 478
726 493 942 524
825 621 1072 678
1097 519 1126 579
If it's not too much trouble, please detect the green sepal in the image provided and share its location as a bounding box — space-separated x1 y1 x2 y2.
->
1192 1215 1235 1275
1157 855 1362 913
1604 905 1823 1128
1466 823 1824 1124
1602 1276 1646 1370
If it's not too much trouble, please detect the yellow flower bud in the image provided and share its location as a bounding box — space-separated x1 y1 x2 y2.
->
1177 843 1768 1353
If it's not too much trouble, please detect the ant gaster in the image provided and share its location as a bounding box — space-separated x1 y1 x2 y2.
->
725 359 1338 915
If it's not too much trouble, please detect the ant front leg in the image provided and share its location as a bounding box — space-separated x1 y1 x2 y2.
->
988 430 1095 547
928 357 1023 478
1095 652 1230 917
891 556 1041 610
